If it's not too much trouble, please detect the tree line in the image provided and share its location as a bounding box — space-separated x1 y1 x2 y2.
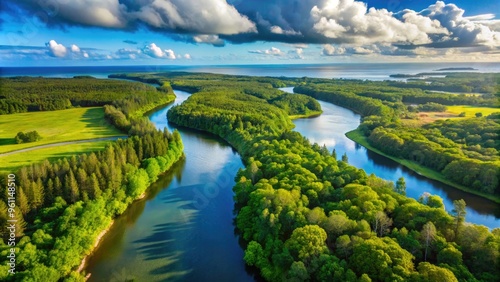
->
0 77 172 114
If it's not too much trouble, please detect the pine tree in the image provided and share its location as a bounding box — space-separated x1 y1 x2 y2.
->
331 148 337 159
17 187 30 216
54 176 63 198
88 173 102 199
64 170 79 203
31 177 45 209
341 153 349 163
46 178 54 202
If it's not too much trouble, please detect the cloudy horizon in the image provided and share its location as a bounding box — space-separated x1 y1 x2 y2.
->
1 0 499 66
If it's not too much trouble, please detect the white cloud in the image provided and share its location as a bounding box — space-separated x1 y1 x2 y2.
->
184 54 192 59
352 46 375 54
46 40 67 58
131 0 256 35
270 25 301 35
142 43 177 59
311 1 433 45
417 1 500 47
249 47 283 56
322 44 345 56
465 14 496 21
143 43 165 58
164 49 176 59
193 34 225 46
71 44 81 53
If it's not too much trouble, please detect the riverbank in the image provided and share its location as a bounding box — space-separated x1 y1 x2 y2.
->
289 110 323 120
77 220 114 274
346 129 500 204
77 150 185 278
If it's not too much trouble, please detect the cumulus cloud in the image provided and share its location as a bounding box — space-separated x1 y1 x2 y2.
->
71 44 81 53
6 0 255 38
193 34 225 47
5 0 500 52
249 47 283 56
415 1 500 47
164 49 176 59
142 43 177 59
270 25 301 36
46 40 67 57
184 53 192 59
322 44 346 56
143 43 165 58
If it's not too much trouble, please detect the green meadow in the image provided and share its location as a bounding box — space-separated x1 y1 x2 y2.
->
0 107 124 154
0 107 125 172
446 105 500 117
0 140 116 174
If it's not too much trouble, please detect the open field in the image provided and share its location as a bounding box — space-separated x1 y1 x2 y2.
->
0 140 116 174
346 129 500 204
401 105 500 127
0 107 125 154
446 105 499 116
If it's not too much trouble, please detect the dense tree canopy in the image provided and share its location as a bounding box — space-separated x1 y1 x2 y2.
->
0 77 183 281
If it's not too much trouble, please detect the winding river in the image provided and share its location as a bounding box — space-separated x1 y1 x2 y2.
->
281 87 500 229
85 90 255 281
85 85 499 281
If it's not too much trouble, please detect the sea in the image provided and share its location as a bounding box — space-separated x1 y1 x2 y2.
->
1 62 500 80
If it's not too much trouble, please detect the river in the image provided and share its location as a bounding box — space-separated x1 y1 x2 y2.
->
281 87 500 229
84 90 255 281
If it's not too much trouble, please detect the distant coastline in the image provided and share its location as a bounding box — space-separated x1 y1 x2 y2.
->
435 67 477 71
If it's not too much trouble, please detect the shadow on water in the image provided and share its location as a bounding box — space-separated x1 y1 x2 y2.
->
85 89 256 281
282 87 500 228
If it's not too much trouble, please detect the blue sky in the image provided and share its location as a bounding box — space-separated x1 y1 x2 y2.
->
1 0 499 66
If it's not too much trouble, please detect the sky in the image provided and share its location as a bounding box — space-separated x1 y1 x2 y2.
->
0 0 499 66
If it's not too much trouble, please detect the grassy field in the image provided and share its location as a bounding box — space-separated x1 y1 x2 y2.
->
0 107 124 154
346 129 500 204
0 140 116 174
446 105 499 117
401 105 500 127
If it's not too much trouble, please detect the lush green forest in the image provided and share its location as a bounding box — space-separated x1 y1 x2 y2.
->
118 72 500 282
0 77 183 281
0 77 173 115
294 75 500 201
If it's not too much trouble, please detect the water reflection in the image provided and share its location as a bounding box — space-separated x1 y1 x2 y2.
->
283 87 500 228
85 90 254 281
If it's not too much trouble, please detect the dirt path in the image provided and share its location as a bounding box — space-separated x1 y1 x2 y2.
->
0 136 127 157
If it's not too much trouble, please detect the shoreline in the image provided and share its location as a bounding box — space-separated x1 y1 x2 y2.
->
76 220 114 275
345 129 500 204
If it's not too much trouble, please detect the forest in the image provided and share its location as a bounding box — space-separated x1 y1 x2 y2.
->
294 75 500 201
118 72 500 282
0 76 173 115
0 77 183 281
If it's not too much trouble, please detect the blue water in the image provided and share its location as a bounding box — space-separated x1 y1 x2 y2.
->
1 62 499 80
